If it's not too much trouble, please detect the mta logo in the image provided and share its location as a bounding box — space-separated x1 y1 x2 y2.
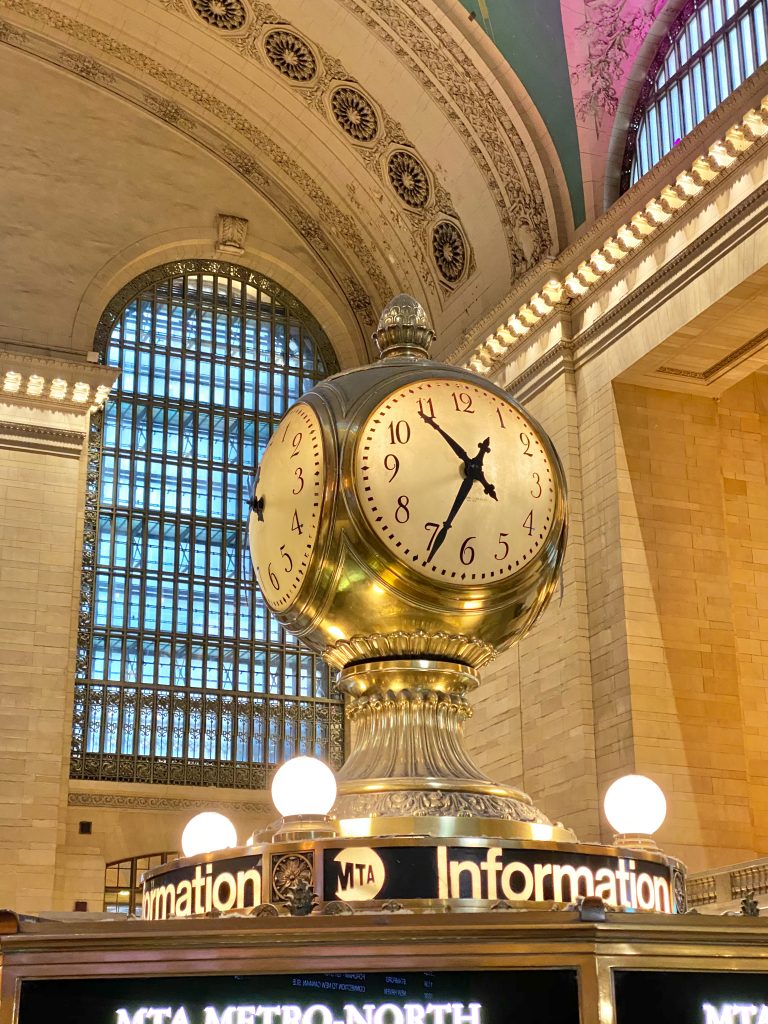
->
333 847 386 901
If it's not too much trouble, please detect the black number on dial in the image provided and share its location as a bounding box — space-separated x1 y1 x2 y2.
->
384 453 400 482
280 544 293 572
459 537 476 565
531 472 542 498
268 563 279 589
452 392 475 414
290 432 302 457
495 533 510 560
496 407 506 429
292 466 304 494
291 510 304 535
523 510 534 536
395 495 410 523
418 397 435 417
520 432 533 456
388 420 411 445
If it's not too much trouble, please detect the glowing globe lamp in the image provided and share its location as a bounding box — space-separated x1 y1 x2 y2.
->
271 756 337 818
604 774 667 837
181 811 238 858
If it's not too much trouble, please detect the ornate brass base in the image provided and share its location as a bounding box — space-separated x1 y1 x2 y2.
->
334 658 571 838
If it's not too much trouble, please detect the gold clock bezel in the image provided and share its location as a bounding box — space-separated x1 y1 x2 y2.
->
248 395 338 624
342 369 567 602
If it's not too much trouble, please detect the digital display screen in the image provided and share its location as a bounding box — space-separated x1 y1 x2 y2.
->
614 970 768 1024
19 970 579 1024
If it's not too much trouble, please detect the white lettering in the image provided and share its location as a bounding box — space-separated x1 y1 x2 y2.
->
204 1008 235 1024
116 1011 148 1024
734 1007 758 1024
237 868 261 910
426 1005 452 1024
636 873 655 911
655 875 672 913
170 1011 190 1024
260 1007 281 1024
533 863 552 901
145 1012 172 1024
373 1006 403 1024
403 1005 426 1024
235 1008 257 1024
448 860 482 899
451 1004 481 1024
481 850 502 901
302 1005 333 1024
499 862 533 901
551 865 594 904
436 847 449 900
345 1007 374 1024
282 1007 303 1024
704 1005 734 1024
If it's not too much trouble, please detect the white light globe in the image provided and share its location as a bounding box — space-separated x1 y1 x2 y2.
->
604 774 667 836
271 756 337 817
181 811 238 858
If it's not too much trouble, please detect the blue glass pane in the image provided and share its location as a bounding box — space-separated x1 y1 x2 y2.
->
78 267 340 783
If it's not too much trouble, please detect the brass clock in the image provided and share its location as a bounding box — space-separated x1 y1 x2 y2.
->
249 294 566 670
354 378 556 585
249 401 327 613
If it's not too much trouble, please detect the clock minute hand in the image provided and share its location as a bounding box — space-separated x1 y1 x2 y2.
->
426 473 474 564
418 411 470 464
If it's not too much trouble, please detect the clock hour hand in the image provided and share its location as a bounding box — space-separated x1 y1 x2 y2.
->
426 474 473 564
418 411 470 464
250 466 265 522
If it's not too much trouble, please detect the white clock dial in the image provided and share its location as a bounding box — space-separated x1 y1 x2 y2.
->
354 379 556 585
250 403 325 611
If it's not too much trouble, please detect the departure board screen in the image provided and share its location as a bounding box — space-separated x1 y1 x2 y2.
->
19 969 579 1024
614 969 768 1024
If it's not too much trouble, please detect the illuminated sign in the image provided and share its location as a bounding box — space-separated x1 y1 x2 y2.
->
18 970 580 1024
614 971 768 1024
142 839 680 920
142 854 262 921
324 843 676 911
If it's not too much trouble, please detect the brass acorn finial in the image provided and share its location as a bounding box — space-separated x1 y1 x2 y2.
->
373 294 435 360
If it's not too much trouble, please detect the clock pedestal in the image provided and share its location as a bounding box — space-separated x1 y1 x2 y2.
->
332 657 576 842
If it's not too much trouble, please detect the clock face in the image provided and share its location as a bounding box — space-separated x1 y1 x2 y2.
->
250 402 325 611
354 379 557 585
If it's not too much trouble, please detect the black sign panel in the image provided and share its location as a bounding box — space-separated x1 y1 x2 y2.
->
142 853 263 920
19 970 579 1024
614 970 768 1024
323 843 674 911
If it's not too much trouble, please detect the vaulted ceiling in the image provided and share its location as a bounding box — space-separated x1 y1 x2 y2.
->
0 0 684 362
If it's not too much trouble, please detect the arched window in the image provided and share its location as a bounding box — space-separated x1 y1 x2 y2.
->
104 851 177 916
71 261 344 789
622 0 767 189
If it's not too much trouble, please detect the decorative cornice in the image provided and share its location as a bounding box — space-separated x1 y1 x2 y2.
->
657 324 768 383
0 348 118 411
68 792 271 814
0 419 85 457
505 179 768 399
456 73 768 372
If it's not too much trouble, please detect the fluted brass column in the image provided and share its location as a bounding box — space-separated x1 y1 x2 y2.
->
332 659 573 839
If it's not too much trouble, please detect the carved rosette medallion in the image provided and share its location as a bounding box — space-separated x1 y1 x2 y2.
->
190 0 247 30
330 86 378 142
263 30 317 83
387 150 430 208
271 852 313 902
432 220 467 284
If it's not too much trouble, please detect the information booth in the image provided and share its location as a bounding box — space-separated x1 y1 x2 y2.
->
4 910 768 1024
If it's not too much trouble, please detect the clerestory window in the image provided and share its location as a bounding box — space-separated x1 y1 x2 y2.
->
71 261 344 789
622 0 767 189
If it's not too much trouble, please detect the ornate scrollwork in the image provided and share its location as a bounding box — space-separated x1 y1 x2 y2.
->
190 0 246 30
333 790 552 823
432 221 467 284
330 86 378 142
387 150 430 209
263 30 317 82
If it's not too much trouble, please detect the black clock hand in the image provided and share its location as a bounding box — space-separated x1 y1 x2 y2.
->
418 411 470 464
250 466 265 521
426 473 473 564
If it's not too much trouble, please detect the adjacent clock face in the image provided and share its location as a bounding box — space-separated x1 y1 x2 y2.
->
354 379 557 585
250 402 325 611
